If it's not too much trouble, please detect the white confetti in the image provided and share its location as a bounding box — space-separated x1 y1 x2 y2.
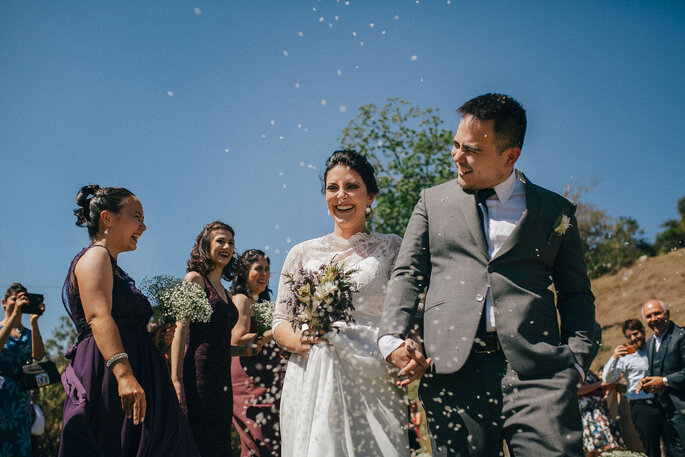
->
167 91 174 96
279 172 284 176
298 31 304 37
300 162 305 166
360 41 364 47
294 82 300 88
319 16 324 22
193 8 202 15
275 224 280 229
286 237 292 243
394 15 399 20
369 23 375 27
283 50 288 56
339 105 347 113
224 148 229 153
321 99 327 106
337 69 342 76
270 120 276 125
411 55 418 61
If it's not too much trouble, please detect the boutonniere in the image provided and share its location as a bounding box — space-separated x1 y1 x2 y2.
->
550 214 572 241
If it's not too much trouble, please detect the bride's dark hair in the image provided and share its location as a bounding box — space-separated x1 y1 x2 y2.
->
73 185 135 239
321 149 379 196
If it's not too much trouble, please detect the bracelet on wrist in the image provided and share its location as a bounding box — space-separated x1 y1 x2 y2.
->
106 352 129 368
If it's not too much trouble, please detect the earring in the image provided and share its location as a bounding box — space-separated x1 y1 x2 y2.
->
327 209 331 216
365 206 373 221
104 227 109 235
365 207 371 215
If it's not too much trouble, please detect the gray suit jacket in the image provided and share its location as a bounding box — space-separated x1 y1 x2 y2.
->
379 170 596 377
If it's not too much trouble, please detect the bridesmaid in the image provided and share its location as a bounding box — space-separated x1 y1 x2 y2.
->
59 185 199 457
230 249 286 457
170 221 254 457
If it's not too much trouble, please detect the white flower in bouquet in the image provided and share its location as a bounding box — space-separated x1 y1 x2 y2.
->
283 258 357 333
158 281 213 323
252 300 275 335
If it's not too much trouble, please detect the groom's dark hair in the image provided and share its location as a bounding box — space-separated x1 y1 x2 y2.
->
457 93 527 153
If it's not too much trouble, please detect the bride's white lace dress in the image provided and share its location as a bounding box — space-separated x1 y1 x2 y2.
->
274 232 410 457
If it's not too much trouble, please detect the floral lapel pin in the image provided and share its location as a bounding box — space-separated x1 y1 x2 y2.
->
549 214 572 241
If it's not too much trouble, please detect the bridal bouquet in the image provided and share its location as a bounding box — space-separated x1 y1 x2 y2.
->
156 281 214 323
252 300 275 336
283 258 357 334
140 275 180 324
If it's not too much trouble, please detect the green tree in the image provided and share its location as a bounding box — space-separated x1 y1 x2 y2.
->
654 196 685 254
564 181 653 278
339 98 455 236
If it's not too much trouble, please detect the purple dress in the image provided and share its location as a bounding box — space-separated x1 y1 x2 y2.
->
231 314 286 457
59 245 200 457
182 277 238 457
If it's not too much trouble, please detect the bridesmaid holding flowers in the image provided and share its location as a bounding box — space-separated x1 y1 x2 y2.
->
230 249 285 457
170 221 254 457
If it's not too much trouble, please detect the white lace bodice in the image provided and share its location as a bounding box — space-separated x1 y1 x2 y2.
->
273 231 402 329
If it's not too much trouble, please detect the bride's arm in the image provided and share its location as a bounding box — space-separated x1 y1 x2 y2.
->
272 243 317 354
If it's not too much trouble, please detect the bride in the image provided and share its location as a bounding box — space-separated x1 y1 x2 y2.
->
273 149 410 457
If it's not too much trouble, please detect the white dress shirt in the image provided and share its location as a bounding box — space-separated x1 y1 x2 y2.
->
378 171 524 358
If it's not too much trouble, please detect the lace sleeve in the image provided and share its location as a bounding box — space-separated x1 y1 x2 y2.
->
272 242 305 331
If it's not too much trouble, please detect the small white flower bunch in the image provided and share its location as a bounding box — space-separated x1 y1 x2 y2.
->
252 300 275 335
549 214 572 242
158 281 213 323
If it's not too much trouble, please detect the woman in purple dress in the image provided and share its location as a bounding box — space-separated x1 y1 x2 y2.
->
230 249 286 457
170 221 252 457
59 185 199 457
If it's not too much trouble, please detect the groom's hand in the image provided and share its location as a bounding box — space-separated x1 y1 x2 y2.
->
387 339 432 386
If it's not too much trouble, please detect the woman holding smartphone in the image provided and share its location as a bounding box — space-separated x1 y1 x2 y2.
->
0 282 46 457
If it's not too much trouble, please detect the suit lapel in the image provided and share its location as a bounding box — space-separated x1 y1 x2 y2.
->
491 170 541 261
455 181 490 260
647 337 655 373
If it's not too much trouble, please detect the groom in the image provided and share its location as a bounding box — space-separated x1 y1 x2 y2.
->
378 93 596 456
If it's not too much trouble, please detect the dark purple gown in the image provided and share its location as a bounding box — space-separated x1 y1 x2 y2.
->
231 314 286 457
182 277 238 457
59 245 200 457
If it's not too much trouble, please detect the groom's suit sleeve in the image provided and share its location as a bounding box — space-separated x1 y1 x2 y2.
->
551 203 596 374
379 190 431 339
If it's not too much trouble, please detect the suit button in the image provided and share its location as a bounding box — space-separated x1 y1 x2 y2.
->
476 294 484 302
487 266 493 273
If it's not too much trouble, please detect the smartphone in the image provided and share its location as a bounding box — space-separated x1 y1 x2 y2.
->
21 293 44 315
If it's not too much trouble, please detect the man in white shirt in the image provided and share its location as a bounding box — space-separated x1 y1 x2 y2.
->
603 318 662 457
379 93 595 457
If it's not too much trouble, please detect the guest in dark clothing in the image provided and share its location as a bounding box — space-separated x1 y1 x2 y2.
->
171 221 254 457
230 249 286 457
638 299 685 457
59 185 199 457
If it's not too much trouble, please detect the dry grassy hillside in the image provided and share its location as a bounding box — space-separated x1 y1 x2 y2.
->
591 248 685 372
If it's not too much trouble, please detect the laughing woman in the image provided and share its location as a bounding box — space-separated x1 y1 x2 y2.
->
171 221 254 457
59 185 199 457
230 249 286 457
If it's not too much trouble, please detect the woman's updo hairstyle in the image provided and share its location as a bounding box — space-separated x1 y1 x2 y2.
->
230 249 271 301
74 185 135 239
187 221 237 282
321 149 379 196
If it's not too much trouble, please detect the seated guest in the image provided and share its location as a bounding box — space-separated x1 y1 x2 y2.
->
578 369 625 456
603 318 662 457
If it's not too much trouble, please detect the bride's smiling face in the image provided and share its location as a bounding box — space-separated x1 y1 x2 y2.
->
325 165 374 235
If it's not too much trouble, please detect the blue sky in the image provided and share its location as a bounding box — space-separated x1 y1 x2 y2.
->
2 0 684 340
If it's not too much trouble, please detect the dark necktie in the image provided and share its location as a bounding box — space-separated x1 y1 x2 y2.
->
475 188 496 344
475 188 496 246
